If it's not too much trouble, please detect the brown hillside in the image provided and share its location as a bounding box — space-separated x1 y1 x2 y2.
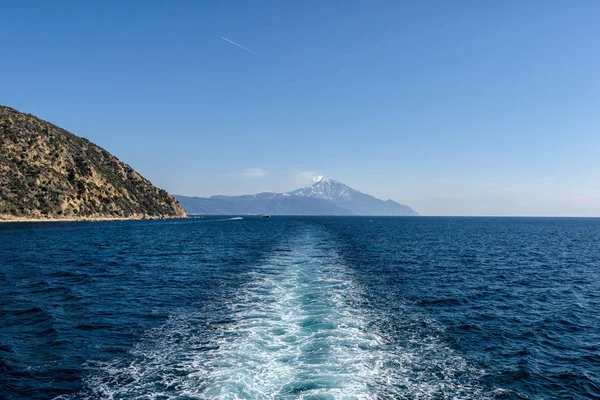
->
0 106 186 220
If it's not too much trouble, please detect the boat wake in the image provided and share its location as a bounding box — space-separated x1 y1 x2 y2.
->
70 228 497 399
200 217 244 222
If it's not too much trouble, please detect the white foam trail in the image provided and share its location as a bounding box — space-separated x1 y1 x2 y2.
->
188 232 387 398
199 217 243 223
74 229 499 399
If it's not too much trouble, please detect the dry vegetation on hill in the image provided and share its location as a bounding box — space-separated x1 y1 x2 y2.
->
0 106 186 220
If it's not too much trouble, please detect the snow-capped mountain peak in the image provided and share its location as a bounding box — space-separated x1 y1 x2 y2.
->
290 177 358 201
177 176 418 216
286 177 418 215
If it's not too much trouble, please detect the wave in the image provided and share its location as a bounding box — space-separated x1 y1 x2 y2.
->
71 228 498 399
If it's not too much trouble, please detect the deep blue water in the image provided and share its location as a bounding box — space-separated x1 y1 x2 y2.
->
1 217 599 399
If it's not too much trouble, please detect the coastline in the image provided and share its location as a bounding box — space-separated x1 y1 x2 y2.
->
0 215 187 223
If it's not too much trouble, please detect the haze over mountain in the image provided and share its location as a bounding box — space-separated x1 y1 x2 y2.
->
175 177 418 216
0 106 186 221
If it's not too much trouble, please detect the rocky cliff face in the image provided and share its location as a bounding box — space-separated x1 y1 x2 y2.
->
0 106 186 220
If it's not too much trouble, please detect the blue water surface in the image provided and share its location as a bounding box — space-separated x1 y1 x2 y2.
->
1 217 599 399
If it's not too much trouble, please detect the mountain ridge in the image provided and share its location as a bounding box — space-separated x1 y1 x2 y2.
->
290 177 417 216
176 177 418 216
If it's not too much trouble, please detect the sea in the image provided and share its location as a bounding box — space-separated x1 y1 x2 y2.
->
1 216 599 399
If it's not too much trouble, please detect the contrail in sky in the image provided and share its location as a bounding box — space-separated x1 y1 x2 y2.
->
221 37 257 55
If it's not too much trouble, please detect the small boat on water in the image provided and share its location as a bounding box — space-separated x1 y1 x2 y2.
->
262 214 271 218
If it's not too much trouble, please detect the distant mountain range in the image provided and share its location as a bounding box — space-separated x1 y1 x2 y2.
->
175 177 418 216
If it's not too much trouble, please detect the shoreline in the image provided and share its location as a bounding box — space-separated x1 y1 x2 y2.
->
0 215 187 223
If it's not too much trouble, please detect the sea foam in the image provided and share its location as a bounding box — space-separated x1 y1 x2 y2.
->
73 228 492 399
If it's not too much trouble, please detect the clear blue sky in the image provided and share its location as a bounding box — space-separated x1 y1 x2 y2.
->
2 1 599 216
